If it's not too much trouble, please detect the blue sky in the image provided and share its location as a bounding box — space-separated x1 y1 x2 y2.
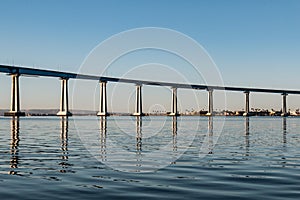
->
0 0 300 112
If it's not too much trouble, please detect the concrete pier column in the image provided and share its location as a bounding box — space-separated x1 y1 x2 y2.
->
57 78 72 116
97 81 109 116
243 91 250 116
133 84 143 116
206 89 214 116
5 74 25 116
281 93 288 117
169 87 179 116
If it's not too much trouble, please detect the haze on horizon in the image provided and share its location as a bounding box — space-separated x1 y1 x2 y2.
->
0 0 300 113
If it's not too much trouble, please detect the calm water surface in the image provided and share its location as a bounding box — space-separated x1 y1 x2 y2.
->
0 116 300 199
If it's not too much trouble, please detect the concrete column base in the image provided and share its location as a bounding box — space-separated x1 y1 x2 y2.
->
97 112 110 116
243 112 255 117
243 112 250 117
132 112 144 116
168 112 180 116
4 111 25 117
206 112 214 116
57 111 72 116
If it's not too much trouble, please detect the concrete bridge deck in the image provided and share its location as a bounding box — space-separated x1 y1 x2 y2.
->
1 64 300 94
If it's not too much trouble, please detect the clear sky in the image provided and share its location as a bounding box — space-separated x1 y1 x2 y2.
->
0 0 300 112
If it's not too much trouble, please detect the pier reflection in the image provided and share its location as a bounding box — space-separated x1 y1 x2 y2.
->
136 117 142 151
99 116 107 162
245 117 250 156
207 117 213 154
59 117 72 173
170 116 178 165
9 117 20 175
282 117 287 150
279 117 288 167
172 116 177 152
135 116 142 169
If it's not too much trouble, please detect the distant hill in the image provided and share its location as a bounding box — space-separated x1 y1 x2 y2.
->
0 109 97 116
0 109 134 116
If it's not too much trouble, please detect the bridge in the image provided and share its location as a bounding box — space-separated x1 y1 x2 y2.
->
0 64 299 117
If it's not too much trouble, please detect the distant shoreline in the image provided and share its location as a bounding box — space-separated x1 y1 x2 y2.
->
1 109 299 117
1 113 299 117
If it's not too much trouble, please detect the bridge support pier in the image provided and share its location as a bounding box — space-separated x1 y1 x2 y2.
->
206 89 214 116
281 93 288 117
5 74 25 116
243 91 250 116
97 81 109 116
169 87 179 116
133 84 143 116
57 78 72 116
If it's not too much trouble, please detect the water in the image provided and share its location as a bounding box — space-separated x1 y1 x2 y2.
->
0 116 300 199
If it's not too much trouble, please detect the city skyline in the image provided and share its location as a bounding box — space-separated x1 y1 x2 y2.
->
0 0 300 112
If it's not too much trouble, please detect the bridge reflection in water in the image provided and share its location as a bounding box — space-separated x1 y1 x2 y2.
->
59 117 73 173
283 117 287 146
6 116 291 173
136 117 142 151
172 116 177 152
207 117 214 154
245 117 250 156
8 117 74 175
96 116 181 172
9 117 20 175
243 117 288 158
135 117 142 169
99 116 107 162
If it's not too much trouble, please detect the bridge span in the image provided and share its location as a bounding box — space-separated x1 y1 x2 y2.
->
0 64 299 117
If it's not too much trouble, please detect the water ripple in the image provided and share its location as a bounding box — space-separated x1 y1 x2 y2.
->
0 116 300 199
